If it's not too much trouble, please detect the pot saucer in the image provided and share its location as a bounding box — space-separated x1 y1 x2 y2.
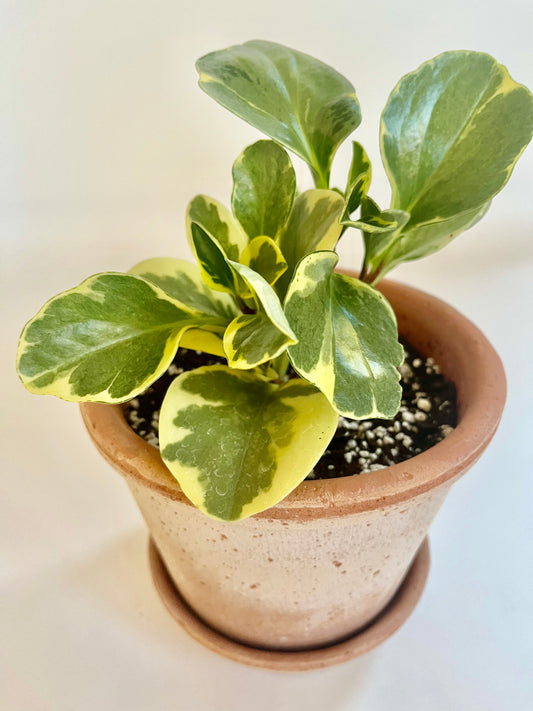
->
148 537 430 671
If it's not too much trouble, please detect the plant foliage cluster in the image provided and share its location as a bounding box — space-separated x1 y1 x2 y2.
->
17 41 533 520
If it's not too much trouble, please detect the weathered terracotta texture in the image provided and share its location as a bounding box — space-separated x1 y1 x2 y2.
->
148 537 430 671
80 279 506 652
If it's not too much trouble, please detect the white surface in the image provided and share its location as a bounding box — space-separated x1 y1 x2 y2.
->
1 1 532 709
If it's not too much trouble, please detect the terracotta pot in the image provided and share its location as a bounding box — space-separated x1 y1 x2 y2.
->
80 279 505 664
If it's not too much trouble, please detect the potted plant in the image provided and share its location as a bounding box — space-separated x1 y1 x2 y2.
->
17 41 532 670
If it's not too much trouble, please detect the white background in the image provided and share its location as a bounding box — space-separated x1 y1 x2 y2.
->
2 1 532 709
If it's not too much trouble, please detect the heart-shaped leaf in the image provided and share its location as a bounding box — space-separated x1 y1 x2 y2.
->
186 194 248 261
284 252 403 419
160 366 338 521
17 274 217 402
276 189 344 296
197 40 361 187
381 51 533 226
232 140 296 239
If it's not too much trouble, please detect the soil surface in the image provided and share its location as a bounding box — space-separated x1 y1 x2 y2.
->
125 343 457 479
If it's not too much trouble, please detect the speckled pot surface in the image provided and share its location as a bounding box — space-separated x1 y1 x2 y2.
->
80 279 506 654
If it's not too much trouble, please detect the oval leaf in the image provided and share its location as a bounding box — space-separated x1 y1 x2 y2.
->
276 189 344 295
232 140 296 239
160 366 338 521
285 252 403 419
188 222 240 295
381 51 533 225
197 40 361 187
186 194 248 261
17 273 208 403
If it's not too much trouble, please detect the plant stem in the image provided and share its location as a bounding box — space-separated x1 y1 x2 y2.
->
270 352 290 382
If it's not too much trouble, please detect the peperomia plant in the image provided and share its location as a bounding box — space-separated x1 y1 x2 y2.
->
17 41 533 521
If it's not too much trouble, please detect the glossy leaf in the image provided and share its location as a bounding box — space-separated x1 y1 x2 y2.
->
17 274 213 403
186 194 248 261
285 252 403 419
188 222 241 295
240 235 288 286
231 140 296 239
180 329 226 357
276 189 344 295
129 257 238 321
381 51 533 226
223 261 296 369
343 141 372 217
129 257 238 356
343 195 409 234
159 366 338 521
369 201 491 280
197 40 361 187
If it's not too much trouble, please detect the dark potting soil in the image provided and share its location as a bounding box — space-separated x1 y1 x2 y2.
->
124 344 457 479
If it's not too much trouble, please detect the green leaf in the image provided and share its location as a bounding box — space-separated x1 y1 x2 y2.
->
343 141 372 217
381 50 533 226
284 252 403 419
186 224 296 368
197 40 361 187
188 222 240 295
129 257 238 321
276 189 344 295
186 194 248 261
231 140 296 239
17 273 212 403
349 196 410 279
129 257 239 357
159 366 338 521
240 236 288 287
370 201 491 279
343 195 409 234
223 261 296 369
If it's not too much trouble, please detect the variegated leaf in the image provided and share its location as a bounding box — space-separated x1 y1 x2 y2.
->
381 51 533 226
197 40 361 187
224 261 296 369
284 252 403 419
240 235 288 286
343 195 409 234
159 366 338 521
17 273 215 403
368 201 491 280
129 257 238 321
186 194 248 261
188 222 241 295
232 140 296 239
343 141 372 218
180 328 226 357
276 189 344 295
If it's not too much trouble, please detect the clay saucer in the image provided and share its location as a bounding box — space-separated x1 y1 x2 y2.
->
148 536 430 672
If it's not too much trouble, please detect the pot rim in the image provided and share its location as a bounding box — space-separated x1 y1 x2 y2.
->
80 277 506 520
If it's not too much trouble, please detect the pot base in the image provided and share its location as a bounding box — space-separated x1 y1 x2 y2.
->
148 537 430 671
